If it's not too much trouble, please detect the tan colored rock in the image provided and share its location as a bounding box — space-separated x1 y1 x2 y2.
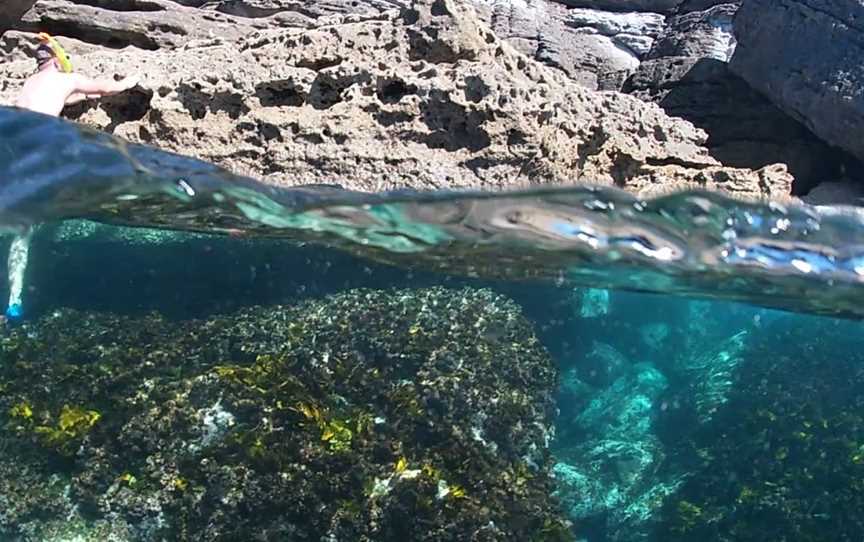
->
15 0 268 49
0 0 792 198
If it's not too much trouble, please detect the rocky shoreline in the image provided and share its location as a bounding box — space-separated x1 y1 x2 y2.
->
3 0 862 202
0 0 841 201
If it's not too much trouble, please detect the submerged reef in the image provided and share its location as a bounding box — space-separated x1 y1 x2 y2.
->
554 351 680 542
655 316 864 540
0 287 570 541
553 295 762 541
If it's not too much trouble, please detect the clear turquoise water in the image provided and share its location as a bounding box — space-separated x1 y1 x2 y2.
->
1 105 864 541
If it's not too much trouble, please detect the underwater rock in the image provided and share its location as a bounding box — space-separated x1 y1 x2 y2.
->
654 316 864 540
44 220 207 245
639 322 670 350
575 361 667 436
557 366 594 419
651 300 758 428
573 288 610 319
676 329 747 424
0 0 792 197
555 361 681 541
0 287 570 540
576 340 627 389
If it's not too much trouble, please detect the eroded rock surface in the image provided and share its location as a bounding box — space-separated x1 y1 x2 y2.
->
731 0 864 167
474 1 665 89
0 0 792 198
619 0 863 194
16 0 269 50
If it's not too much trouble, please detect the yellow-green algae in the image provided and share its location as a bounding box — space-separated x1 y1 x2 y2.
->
0 287 570 541
655 320 864 541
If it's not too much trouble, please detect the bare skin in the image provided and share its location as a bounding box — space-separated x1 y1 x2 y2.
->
14 58 139 117
4 55 139 322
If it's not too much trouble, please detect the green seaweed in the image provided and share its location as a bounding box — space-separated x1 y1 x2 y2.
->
0 287 570 540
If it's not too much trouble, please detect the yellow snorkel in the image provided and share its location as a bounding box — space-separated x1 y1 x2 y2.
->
37 32 73 73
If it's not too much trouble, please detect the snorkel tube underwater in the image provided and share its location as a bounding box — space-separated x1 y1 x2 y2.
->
37 32 73 73
4 228 32 324
3 34 71 324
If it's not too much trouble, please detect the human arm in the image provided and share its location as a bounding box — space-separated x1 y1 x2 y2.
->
69 73 140 98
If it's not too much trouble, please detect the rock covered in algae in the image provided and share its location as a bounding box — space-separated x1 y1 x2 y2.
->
0 287 571 541
654 316 864 540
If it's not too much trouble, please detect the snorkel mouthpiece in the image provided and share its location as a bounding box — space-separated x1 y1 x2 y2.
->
37 32 73 73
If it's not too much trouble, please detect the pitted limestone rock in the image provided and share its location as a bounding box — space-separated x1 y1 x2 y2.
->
0 0 792 197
